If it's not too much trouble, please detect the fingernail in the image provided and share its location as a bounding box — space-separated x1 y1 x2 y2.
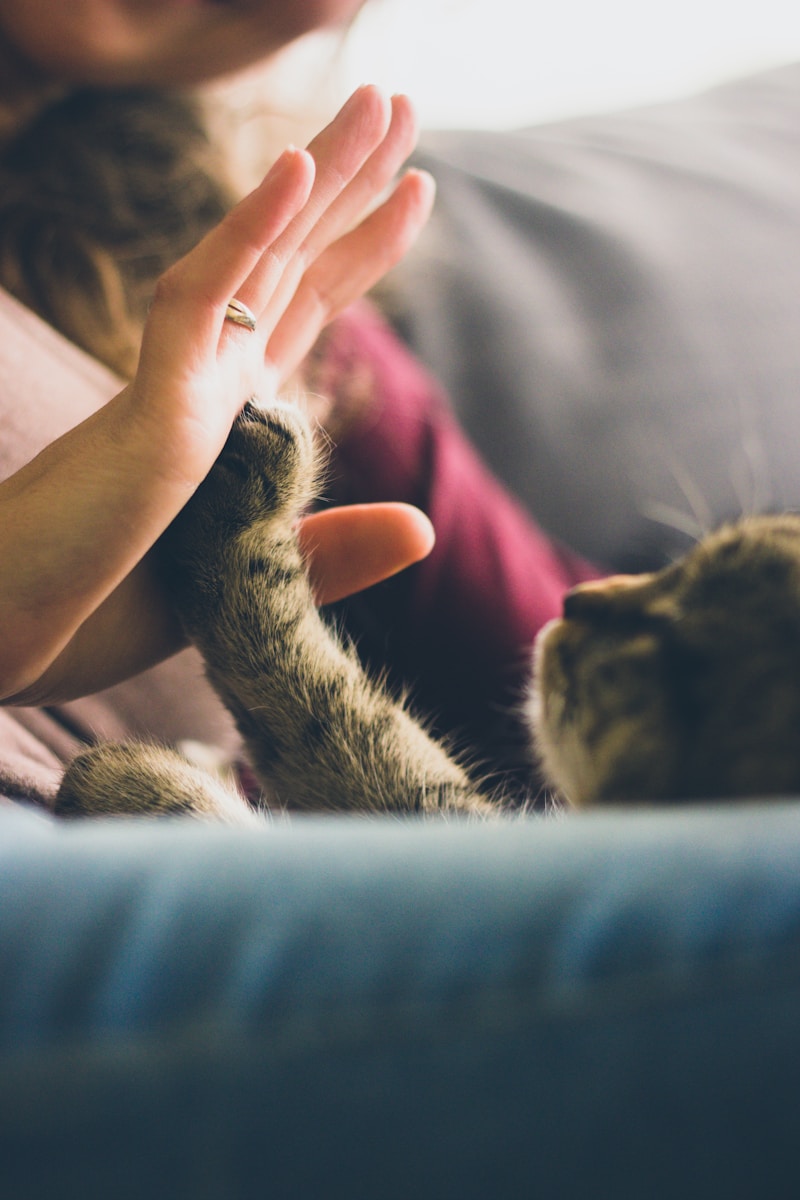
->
266 144 301 174
262 145 313 190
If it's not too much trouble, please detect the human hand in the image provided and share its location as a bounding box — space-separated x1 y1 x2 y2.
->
129 85 434 481
0 87 436 703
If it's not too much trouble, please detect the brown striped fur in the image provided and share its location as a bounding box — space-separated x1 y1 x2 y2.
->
530 515 800 805
56 403 800 821
55 403 492 822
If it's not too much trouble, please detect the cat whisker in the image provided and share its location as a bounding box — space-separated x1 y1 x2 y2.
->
727 386 774 518
639 501 707 545
636 441 714 555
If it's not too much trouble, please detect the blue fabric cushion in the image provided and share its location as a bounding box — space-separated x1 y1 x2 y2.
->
1 802 799 1196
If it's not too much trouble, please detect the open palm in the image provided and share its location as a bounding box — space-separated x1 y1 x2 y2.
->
131 86 434 487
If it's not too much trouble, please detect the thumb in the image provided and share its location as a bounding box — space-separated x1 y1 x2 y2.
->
298 503 435 606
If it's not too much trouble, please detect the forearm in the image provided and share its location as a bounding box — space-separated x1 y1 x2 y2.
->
0 391 199 701
2 555 185 706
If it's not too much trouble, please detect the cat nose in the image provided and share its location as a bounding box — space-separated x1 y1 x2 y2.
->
562 575 642 619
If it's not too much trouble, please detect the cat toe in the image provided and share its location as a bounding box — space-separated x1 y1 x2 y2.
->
158 397 318 632
222 399 316 518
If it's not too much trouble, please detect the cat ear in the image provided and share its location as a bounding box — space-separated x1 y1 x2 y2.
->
563 574 641 614
562 572 679 622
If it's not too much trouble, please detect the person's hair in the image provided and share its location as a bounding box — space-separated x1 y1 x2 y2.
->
0 88 233 377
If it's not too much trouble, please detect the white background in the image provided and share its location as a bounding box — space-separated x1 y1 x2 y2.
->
335 0 800 128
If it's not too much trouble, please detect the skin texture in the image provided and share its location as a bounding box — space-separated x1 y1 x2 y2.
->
0 80 437 704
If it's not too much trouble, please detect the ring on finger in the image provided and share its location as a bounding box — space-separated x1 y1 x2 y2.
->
224 298 257 332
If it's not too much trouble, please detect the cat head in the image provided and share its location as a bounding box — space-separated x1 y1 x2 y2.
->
529 514 800 806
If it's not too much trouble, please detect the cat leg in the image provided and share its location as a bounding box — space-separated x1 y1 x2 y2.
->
54 741 262 825
161 402 493 817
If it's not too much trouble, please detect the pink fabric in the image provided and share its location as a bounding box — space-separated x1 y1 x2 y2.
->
324 304 601 784
0 288 120 478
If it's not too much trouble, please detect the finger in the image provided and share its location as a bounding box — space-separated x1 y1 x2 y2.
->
237 86 393 321
303 94 419 261
298 503 435 606
278 94 418 292
267 169 436 382
255 94 419 337
138 147 315 373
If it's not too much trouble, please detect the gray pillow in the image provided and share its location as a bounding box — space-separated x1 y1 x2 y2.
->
387 63 800 570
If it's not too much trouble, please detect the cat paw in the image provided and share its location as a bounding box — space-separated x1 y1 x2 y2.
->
54 741 262 825
160 399 316 591
216 400 316 526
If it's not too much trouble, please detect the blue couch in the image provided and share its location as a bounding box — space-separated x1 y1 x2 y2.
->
2 802 799 1196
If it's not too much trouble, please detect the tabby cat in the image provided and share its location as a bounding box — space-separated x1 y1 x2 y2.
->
531 513 800 806
54 402 800 821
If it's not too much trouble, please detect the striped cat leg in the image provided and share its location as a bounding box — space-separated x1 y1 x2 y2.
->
54 741 262 824
162 402 492 817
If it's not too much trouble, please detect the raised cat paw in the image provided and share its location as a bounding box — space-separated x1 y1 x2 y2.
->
159 399 317 627
187 398 314 535
155 398 489 819
218 399 316 524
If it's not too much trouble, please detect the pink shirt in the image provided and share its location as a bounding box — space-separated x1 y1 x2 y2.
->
322 304 601 788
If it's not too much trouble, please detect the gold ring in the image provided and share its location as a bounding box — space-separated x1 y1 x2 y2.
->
224 298 257 331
